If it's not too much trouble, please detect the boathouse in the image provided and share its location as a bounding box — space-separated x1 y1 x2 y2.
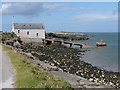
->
11 18 45 42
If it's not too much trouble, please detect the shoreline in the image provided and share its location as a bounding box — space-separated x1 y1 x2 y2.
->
17 47 112 88
81 46 118 73
18 43 120 88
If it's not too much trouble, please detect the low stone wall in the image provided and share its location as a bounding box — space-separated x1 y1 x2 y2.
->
21 38 43 43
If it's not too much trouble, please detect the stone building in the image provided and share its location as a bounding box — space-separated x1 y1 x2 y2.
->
12 22 45 42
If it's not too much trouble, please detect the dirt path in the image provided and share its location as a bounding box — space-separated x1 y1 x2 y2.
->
0 45 14 89
0 45 2 89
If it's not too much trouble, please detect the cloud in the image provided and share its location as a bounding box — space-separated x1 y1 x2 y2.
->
1 3 71 17
43 3 65 10
1 2 93 17
2 3 11 11
73 12 118 22
43 3 93 11
1 3 45 17
1 3 66 16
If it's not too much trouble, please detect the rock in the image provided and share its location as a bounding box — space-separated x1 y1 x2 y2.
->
89 78 94 82
109 82 113 86
19 43 120 88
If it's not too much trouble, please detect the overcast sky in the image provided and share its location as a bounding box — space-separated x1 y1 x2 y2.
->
1 2 118 32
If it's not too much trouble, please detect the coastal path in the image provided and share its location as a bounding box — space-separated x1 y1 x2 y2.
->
0 45 14 89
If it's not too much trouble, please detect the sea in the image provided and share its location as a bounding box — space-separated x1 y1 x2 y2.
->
74 32 119 72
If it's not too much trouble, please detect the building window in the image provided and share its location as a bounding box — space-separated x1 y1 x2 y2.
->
27 31 29 35
18 30 20 33
36 33 38 36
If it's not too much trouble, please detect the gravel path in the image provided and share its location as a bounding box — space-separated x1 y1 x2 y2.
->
0 45 2 89
0 45 14 89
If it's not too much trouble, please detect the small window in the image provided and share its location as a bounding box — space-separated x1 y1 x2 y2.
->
27 31 29 35
36 33 38 36
18 30 20 33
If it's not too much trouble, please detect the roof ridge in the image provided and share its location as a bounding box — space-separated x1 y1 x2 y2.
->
14 23 44 29
14 22 43 24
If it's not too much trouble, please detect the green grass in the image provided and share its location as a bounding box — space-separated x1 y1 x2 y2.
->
1 32 17 42
3 45 72 89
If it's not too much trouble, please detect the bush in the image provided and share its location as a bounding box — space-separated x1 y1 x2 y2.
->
2 32 17 42
47 33 57 37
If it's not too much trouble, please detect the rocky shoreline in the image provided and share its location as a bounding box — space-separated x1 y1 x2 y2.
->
19 43 120 88
46 32 89 41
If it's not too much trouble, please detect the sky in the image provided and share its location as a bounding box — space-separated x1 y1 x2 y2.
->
1 2 118 32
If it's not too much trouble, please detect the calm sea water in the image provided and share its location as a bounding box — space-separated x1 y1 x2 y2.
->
75 32 118 72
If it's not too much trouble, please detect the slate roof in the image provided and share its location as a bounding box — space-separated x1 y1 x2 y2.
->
14 23 44 29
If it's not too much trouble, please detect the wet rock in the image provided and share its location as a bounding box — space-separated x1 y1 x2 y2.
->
18 43 120 88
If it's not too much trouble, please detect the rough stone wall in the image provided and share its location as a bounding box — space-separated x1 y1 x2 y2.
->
21 38 43 43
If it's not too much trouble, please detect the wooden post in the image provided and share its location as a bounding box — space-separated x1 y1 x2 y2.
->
52 40 54 43
46 40 52 45
80 44 83 48
60 40 64 45
69 43 73 48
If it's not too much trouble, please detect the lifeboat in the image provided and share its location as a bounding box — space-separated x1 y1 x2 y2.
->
96 40 107 46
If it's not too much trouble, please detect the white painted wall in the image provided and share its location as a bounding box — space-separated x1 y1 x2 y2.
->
14 29 45 39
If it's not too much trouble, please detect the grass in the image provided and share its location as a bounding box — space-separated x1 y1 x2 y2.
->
1 32 17 42
2 44 72 89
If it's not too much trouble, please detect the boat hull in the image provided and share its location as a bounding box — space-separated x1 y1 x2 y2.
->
96 42 107 46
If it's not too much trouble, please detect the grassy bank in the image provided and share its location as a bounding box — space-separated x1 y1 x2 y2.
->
3 44 72 88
